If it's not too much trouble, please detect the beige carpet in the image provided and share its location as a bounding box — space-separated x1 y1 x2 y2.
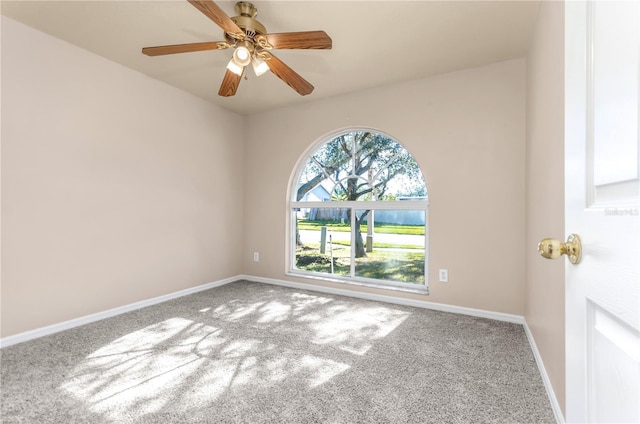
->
1 280 555 423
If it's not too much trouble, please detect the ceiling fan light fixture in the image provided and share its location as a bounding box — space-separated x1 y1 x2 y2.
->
252 56 269 77
226 58 244 76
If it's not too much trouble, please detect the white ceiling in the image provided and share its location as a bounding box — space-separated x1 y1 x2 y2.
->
1 0 540 115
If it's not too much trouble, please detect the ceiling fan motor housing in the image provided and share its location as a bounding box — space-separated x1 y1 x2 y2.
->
228 1 266 41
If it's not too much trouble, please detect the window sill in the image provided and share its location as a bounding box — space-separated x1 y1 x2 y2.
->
286 271 430 296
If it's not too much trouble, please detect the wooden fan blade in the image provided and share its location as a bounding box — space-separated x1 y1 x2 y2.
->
218 69 242 97
142 41 228 56
265 53 314 96
188 0 244 38
258 31 332 50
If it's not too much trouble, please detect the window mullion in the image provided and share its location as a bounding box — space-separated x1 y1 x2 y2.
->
350 207 356 278
291 201 428 210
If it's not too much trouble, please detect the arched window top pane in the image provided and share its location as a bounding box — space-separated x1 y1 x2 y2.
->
295 130 427 202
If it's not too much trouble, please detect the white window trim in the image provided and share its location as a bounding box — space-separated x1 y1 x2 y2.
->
287 128 429 294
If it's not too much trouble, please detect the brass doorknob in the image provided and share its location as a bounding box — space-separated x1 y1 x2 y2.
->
538 234 582 264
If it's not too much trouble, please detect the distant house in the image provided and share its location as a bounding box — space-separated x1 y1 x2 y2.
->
301 184 331 202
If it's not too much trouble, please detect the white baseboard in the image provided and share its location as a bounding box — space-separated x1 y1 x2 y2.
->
0 276 237 349
0 274 525 349
239 274 525 324
523 322 565 424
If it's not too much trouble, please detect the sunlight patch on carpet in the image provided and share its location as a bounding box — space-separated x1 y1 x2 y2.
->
59 316 353 420
298 304 411 355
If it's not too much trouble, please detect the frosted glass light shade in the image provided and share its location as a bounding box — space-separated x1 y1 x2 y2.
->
252 56 269 76
226 59 244 76
232 45 251 67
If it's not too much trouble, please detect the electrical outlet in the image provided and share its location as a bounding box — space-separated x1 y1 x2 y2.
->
253 252 259 262
439 269 449 282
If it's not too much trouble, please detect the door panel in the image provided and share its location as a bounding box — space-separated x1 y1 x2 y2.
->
590 0 639 206
565 1 640 422
587 301 640 422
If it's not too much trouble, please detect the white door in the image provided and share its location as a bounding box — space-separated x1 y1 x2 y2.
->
565 1 640 423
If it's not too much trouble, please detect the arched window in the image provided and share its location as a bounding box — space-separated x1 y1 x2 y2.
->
289 129 429 292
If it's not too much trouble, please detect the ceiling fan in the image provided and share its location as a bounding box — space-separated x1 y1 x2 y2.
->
142 0 332 97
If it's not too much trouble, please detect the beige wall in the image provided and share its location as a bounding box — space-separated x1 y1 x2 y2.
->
525 1 566 416
1 17 245 338
244 59 527 316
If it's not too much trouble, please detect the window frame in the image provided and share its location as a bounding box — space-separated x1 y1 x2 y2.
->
286 129 429 294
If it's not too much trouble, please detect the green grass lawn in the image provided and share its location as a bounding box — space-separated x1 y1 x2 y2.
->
355 251 425 283
329 240 423 250
295 245 425 284
298 219 425 235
